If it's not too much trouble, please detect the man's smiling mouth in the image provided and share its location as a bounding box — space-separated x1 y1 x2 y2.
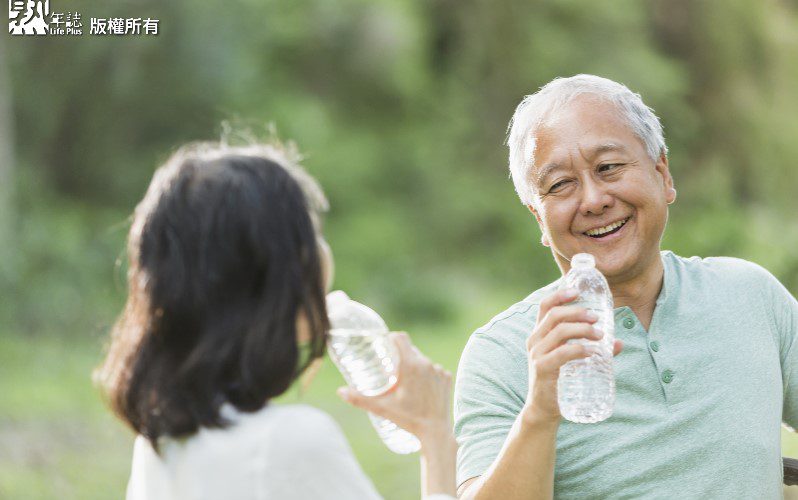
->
583 217 631 238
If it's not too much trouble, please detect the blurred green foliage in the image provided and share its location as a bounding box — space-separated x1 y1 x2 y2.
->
2 0 798 498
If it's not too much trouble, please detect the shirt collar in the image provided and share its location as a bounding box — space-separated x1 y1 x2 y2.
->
613 250 672 317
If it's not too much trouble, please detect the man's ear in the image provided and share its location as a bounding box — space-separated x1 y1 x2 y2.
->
655 152 676 204
527 204 550 247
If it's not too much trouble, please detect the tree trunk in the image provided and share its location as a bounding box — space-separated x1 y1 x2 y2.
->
0 33 16 282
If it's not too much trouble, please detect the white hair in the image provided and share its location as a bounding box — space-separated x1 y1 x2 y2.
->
506 74 667 206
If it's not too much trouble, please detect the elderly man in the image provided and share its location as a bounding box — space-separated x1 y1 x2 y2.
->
454 74 798 499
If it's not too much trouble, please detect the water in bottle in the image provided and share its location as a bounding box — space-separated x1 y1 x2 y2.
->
326 290 421 454
557 253 615 423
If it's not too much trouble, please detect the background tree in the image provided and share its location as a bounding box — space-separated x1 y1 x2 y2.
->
0 32 14 283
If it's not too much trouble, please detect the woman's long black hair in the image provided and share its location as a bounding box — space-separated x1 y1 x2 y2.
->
96 142 330 449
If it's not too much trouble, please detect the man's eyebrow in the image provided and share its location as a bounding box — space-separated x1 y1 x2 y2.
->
590 142 627 157
535 162 566 187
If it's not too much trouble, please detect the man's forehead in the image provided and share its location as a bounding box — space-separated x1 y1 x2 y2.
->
535 96 632 147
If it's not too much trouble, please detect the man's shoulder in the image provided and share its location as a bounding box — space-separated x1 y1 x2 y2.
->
664 250 775 289
463 280 561 362
474 281 559 335
456 292 549 394
473 301 535 336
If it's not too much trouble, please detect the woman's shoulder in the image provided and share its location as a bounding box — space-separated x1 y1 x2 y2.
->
145 403 349 469
130 405 379 500
231 403 339 431
222 403 346 450
238 405 383 499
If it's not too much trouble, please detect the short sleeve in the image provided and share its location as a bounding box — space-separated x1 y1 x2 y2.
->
755 266 798 430
454 308 532 487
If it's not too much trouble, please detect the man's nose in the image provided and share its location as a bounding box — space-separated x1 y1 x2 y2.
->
578 178 613 216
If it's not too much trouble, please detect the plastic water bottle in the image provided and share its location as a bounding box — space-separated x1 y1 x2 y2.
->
557 253 615 423
326 291 421 454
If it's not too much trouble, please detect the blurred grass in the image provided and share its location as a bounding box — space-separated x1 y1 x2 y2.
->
0 333 133 499
2 309 798 499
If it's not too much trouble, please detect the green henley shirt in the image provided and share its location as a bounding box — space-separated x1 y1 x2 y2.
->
454 251 798 499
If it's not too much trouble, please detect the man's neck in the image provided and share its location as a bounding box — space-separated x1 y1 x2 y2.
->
606 255 664 331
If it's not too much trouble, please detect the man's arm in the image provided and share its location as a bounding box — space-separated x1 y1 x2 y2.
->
458 409 559 499
769 273 798 429
752 262 798 429
455 288 623 499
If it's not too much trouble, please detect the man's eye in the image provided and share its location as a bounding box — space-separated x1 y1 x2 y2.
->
548 180 569 192
598 163 621 173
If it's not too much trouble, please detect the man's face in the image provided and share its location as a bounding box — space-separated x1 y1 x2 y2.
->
528 95 675 281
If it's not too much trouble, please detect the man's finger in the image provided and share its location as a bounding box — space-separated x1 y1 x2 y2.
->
537 288 580 323
613 339 624 357
538 305 597 338
528 303 596 350
534 322 601 357
536 343 591 375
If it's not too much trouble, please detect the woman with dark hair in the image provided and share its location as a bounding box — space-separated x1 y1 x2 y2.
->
96 142 457 499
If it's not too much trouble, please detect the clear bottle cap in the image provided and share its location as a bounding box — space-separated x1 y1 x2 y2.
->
326 290 388 332
571 253 595 269
326 290 350 311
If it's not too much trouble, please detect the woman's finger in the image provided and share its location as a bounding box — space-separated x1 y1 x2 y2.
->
337 386 377 411
389 331 416 361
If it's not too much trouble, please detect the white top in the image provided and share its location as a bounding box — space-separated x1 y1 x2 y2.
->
126 403 454 500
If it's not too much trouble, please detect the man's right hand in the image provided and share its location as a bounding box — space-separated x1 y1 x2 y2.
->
459 289 625 499
522 288 624 423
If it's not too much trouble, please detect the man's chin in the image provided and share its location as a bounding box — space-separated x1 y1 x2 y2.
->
590 251 633 278
594 247 661 283
558 246 643 279
592 261 620 277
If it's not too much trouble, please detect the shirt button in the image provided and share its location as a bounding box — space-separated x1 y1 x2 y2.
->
650 341 660 352
622 317 635 329
661 369 674 384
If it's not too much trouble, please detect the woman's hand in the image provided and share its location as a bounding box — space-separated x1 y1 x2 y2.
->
336 332 453 446
523 288 624 424
337 332 457 497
